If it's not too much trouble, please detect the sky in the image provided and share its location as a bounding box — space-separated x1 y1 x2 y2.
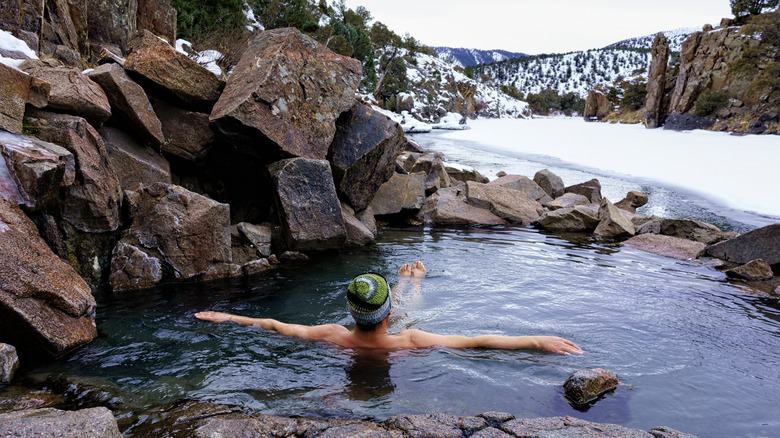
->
342 0 735 54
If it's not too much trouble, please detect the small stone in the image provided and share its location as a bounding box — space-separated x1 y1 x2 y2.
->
563 368 619 406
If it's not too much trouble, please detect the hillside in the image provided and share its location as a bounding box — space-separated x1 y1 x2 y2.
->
432 46 527 67
605 28 695 52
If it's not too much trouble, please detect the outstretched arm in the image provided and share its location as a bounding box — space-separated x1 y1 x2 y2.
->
194 311 345 340
405 330 583 355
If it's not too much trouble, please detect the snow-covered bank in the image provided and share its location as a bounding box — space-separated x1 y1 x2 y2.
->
440 118 780 219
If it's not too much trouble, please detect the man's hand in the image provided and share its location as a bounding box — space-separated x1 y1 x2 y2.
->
535 336 583 355
194 311 232 323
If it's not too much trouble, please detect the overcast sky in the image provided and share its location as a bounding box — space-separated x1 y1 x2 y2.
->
342 0 735 54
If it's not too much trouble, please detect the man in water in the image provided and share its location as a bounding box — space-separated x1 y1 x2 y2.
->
195 261 582 355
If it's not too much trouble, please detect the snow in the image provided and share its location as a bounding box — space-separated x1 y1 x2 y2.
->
175 39 223 76
431 112 470 130
0 30 37 70
441 118 780 219
244 1 265 31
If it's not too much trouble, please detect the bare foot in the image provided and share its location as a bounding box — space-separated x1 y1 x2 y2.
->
398 263 412 276
194 311 232 323
411 261 426 277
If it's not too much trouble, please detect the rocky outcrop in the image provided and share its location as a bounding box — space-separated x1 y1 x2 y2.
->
0 343 20 383
706 224 780 265
210 27 362 161
418 185 507 226
583 90 612 121
268 158 347 251
533 169 565 199
646 33 670 129
328 102 406 211
0 407 121 437
125 30 224 111
86 63 164 146
623 234 706 260
563 368 620 406
0 196 97 361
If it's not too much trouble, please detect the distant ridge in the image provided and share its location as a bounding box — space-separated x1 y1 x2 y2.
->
433 47 527 67
605 28 696 52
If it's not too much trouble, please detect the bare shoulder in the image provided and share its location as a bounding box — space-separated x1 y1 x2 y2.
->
310 324 349 337
397 329 439 348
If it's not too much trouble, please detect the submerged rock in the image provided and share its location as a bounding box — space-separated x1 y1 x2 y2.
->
725 259 774 282
623 234 706 260
0 407 121 437
563 368 620 406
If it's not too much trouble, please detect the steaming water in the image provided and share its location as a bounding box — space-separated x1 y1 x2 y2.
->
24 122 780 437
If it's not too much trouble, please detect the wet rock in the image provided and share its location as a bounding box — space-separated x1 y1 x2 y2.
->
20 61 112 126
725 259 774 282
594 198 636 239
583 89 612 121
563 368 620 406
706 224 780 266
125 30 224 111
237 222 273 258
242 258 272 276
0 196 97 361
537 205 600 232
99 126 171 188
110 183 232 290
637 218 734 245
466 181 545 225
26 111 122 232
547 193 591 210
533 169 565 199
0 386 67 411
489 174 551 203
385 413 463 438
278 251 310 263
0 130 73 211
646 33 670 129
0 343 19 383
108 241 163 291
210 27 361 161
328 102 406 211
87 63 164 146
564 178 602 203
418 185 507 226
615 190 649 213
368 173 426 216
0 407 121 437
152 98 215 161
502 416 649 438
624 234 706 260
268 158 347 251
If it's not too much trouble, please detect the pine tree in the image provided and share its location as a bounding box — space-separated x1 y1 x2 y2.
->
731 0 779 17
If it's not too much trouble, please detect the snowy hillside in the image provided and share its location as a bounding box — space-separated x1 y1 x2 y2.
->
475 48 651 98
605 28 696 52
433 47 527 67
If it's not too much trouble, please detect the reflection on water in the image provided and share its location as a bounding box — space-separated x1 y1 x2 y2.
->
21 226 780 437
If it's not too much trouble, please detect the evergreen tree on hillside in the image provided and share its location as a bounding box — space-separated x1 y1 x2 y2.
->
731 0 779 16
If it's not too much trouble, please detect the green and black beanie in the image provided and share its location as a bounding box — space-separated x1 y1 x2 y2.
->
347 273 391 326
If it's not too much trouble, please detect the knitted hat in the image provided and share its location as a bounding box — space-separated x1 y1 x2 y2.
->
347 273 391 326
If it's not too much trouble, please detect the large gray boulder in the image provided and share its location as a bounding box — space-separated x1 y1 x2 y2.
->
564 178 602 203
268 158 347 251
368 173 426 216
100 126 171 189
0 130 73 211
706 224 780 265
466 181 545 225
0 407 121 437
594 198 636 239
537 205 600 232
637 218 734 245
87 62 164 146
0 196 97 361
547 192 590 210
328 102 406 211
125 30 225 111
418 185 507 226
26 111 122 232
533 169 565 199
488 174 551 203
210 28 362 161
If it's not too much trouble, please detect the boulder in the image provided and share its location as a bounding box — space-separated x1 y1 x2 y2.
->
418 186 507 227
623 234 706 260
547 193 590 210
87 63 164 146
26 111 122 232
0 344 20 383
110 183 232 290
328 102 406 211
614 190 649 213
236 222 273 258
356 207 378 236
0 196 97 361
564 178 602 203
368 173 426 216
466 181 545 225
594 198 636 239
108 241 163 291
136 0 177 44
210 28 362 161
242 258 273 276
583 89 612 121
125 30 225 111
537 205 600 232
533 169 565 199
637 218 733 245
0 130 73 211
706 224 780 265
20 61 112 126
488 174 550 203
0 407 121 437
446 165 489 184
151 98 215 161
268 158 347 251
0 63 33 134
86 0 137 55
725 259 774 282
563 368 619 406
99 126 171 188
342 205 374 247
645 33 670 129
425 158 453 196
